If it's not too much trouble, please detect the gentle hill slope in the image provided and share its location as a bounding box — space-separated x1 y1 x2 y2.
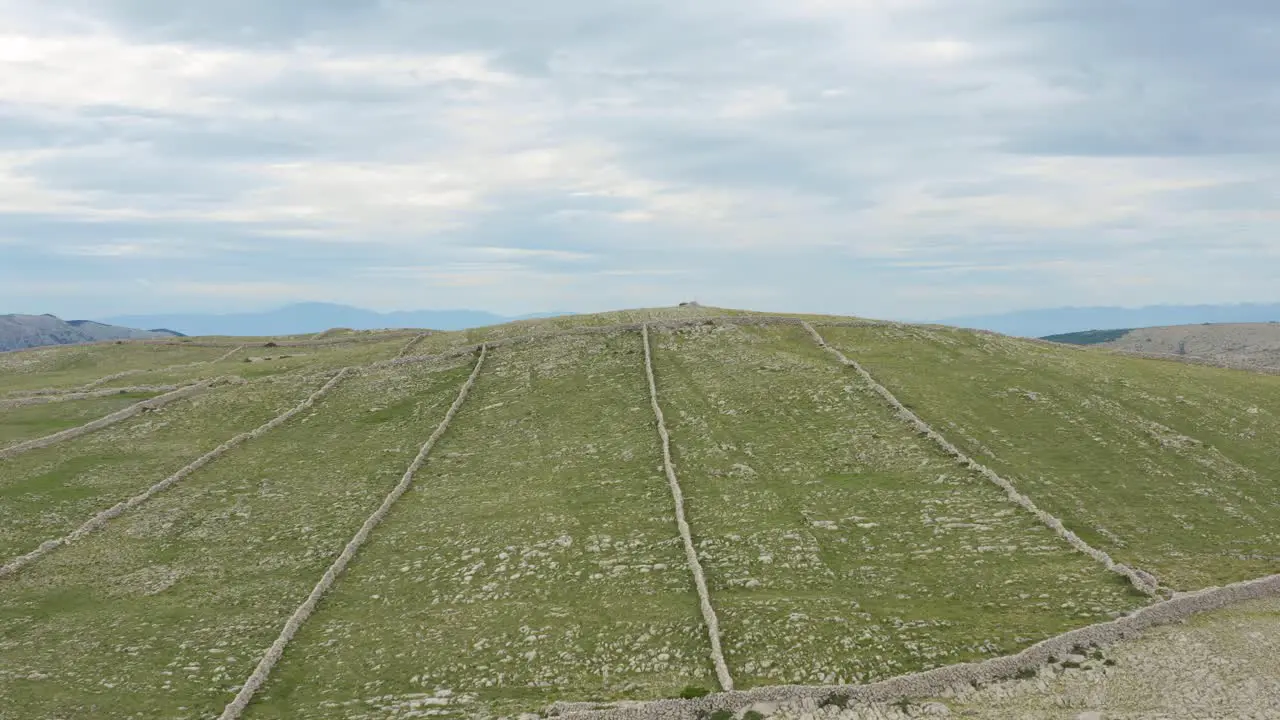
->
0 306 1276 719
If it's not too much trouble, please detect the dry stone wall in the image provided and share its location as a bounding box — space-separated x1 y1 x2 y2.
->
395 332 431 358
0 378 231 461
0 370 350 579
799 322 1163 598
2 345 249 399
642 325 735 692
146 331 418 349
217 346 489 720
550 572 1280 719
0 384 184 409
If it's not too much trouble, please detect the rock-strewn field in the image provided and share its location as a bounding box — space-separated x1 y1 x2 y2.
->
1095 322 1280 372
0 306 1276 719
746 595 1280 720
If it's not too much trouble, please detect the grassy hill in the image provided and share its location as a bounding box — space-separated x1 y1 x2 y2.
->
1 307 1277 719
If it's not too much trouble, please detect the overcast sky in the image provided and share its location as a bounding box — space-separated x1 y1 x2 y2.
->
0 0 1276 320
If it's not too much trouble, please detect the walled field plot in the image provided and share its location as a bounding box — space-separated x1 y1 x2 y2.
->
0 359 476 719
0 344 230 394
0 391 162 447
0 377 317 563
243 332 715 719
648 323 1146 689
821 325 1280 590
91 336 416 389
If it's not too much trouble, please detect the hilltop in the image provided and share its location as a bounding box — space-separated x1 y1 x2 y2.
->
0 306 1277 719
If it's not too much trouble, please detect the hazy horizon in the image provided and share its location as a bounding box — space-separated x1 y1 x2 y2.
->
0 1 1276 320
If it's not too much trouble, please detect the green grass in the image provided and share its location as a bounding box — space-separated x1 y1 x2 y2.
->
0 359 476 719
91 336 415 389
821 324 1280 589
248 332 715 719
1 308 1274 718
650 324 1144 687
0 379 314 562
0 345 229 394
0 392 160 446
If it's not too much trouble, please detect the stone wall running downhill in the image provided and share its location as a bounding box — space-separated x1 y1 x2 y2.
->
3 345 249 399
216 346 489 720
395 332 431 358
78 346 245 389
642 325 735 692
0 370 351 579
147 331 419 349
0 384 185 409
0 378 231 461
800 322 1164 598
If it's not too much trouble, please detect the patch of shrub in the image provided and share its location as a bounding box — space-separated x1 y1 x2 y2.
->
1015 667 1037 679
743 712 765 720
821 693 851 709
680 685 711 699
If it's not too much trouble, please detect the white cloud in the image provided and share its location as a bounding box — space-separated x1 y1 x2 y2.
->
0 0 1276 320
470 247 594 262
0 30 513 116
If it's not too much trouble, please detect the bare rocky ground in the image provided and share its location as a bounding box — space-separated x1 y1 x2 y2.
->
741 596 1280 720
1101 323 1280 371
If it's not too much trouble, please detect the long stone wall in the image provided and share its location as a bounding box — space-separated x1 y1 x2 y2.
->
642 325 734 692
800 322 1163 598
0 370 351 579
394 332 431 358
0 384 184 409
549 572 1280 719
216 346 488 720
0 378 231 461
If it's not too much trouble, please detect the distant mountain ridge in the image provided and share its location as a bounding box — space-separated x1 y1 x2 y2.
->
99 302 575 337
0 314 180 352
939 302 1280 338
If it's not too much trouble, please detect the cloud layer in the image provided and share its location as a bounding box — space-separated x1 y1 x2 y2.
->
0 0 1276 320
